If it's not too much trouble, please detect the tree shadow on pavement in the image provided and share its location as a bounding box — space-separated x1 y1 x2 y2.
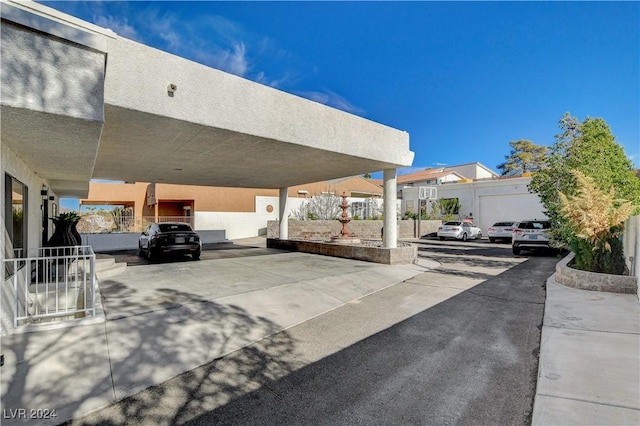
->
1 282 299 426
175 256 555 426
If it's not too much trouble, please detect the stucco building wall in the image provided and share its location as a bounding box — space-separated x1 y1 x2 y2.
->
401 176 546 233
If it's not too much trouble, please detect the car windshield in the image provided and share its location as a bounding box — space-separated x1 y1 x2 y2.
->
444 221 461 226
494 222 515 227
519 221 550 230
159 223 193 232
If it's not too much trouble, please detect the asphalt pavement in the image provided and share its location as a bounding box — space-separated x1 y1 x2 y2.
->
66 239 557 425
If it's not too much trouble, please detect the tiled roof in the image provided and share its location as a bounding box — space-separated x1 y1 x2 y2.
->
397 168 465 184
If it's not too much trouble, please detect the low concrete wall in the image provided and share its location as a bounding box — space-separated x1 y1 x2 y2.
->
267 220 441 239
267 239 417 265
555 252 638 295
81 230 226 252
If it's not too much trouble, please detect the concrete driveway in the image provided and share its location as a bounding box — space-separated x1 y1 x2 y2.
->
63 238 560 425
1 238 434 426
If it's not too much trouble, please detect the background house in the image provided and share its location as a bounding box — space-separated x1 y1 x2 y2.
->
401 172 546 234
396 163 544 234
79 176 384 239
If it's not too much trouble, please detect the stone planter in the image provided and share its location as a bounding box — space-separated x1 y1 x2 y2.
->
267 239 417 265
555 252 638 294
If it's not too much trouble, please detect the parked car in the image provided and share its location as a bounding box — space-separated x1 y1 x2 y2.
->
487 221 517 243
512 219 551 255
437 221 482 241
139 222 202 261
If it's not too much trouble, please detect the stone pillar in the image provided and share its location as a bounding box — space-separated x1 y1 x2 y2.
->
383 169 397 248
279 187 289 240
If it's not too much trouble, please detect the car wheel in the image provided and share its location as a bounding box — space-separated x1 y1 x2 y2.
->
147 247 154 262
192 250 201 261
489 237 496 243
138 242 144 257
512 246 521 255
462 233 468 242
477 232 482 240
439 236 444 241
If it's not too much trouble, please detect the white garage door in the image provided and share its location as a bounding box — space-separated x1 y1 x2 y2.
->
478 194 546 234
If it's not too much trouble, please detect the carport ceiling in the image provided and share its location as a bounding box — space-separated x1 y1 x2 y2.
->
93 105 403 189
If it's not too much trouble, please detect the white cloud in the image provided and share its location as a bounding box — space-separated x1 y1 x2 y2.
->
93 15 138 40
296 89 364 115
255 71 290 88
159 30 181 50
195 42 248 77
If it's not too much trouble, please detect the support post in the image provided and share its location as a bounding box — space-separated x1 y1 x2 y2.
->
279 187 289 240
383 169 397 248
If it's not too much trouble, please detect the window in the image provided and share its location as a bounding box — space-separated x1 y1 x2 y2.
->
159 223 193 232
4 174 28 257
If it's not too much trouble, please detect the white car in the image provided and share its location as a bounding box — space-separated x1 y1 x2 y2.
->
512 220 551 255
437 221 482 241
488 221 517 243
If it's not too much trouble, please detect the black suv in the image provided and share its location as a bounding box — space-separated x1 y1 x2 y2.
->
511 220 551 255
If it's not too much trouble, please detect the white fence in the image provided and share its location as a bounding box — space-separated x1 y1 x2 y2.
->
3 245 96 328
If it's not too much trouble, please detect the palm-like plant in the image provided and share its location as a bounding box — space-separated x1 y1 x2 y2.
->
558 170 634 273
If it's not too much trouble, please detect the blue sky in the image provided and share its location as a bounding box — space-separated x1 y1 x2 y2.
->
43 1 638 185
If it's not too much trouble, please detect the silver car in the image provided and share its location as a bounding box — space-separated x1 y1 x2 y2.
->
488 221 517 243
437 221 482 241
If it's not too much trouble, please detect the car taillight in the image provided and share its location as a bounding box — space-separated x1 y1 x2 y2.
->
438 226 442 231
514 229 524 236
488 228 495 232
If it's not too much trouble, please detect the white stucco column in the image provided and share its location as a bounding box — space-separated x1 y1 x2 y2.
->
279 187 289 240
383 168 397 248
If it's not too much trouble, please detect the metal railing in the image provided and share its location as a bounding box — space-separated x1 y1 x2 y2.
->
3 245 96 327
78 215 195 234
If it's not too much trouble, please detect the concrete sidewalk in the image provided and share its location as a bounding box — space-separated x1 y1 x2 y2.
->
532 275 640 425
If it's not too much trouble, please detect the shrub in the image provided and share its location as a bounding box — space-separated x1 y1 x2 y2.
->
558 171 634 274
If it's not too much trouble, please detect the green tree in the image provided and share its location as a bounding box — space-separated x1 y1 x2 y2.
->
430 198 460 220
529 113 640 247
497 139 548 176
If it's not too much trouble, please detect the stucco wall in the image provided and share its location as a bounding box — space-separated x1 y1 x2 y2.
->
623 215 640 279
0 9 107 197
0 21 105 121
104 37 412 168
267 219 440 239
1 145 57 252
195 196 306 239
1 144 59 335
83 181 382 218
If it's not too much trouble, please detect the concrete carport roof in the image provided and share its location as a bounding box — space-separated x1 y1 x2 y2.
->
1 1 414 198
